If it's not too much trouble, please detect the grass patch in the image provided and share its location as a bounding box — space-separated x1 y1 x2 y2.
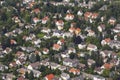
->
37 33 45 38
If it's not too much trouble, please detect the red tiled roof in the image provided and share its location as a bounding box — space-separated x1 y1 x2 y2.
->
53 44 61 49
69 68 80 73
103 63 112 70
45 74 54 80
104 38 111 43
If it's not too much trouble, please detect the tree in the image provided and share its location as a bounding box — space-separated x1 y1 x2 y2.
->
3 53 14 65
90 51 103 67
25 72 29 79
85 36 101 49
29 53 36 63
28 71 34 80
36 54 41 61
102 69 110 77
69 53 75 59
53 68 61 75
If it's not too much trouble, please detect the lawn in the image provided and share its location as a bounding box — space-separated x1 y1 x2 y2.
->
37 33 45 38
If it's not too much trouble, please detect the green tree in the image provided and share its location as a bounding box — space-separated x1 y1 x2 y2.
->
28 71 34 80
36 54 41 61
102 69 110 77
85 36 101 49
54 68 61 75
69 53 76 59
29 53 36 63
25 72 28 79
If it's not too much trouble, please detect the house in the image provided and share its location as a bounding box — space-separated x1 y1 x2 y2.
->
67 47 76 54
114 33 120 40
69 26 75 33
65 13 74 21
63 0 70 2
75 28 81 35
3 47 12 54
0 64 8 72
40 60 49 66
33 17 40 24
9 61 17 68
112 24 120 33
110 59 119 66
77 63 86 70
77 10 83 16
0 51 5 58
111 52 117 59
71 22 76 27
87 44 97 51
42 16 49 24
2 73 15 80
94 67 103 75
26 47 36 53
87 30 95 37
27 62 40 70
101 63 113 70
78 43 86 49
100 50 113 58
87 1 96 9
0 0 5 5
42 48 49 54
58 65 66 71
32 38 41 45
49 62 60 70
34 50 41 56
41 27 51 34
53 44 61 51
10 39 17 45
55 20 64 30
84 12 92 20
25 24 33 29
101 38 111 46
91 13 99 19
97 24 105 32
61 73 70 80
32 70 41 78
43 34 51 39
100 16 106 22
5 31 16 37
93 75 105 80
45 74 54 80
12 28 23 34
109 40 120 49
12 16 21 23
87 59 96 66
16 58 26 65
57 39 65 45
63 32 73 38
69 68 80 75
84 12 99 20
108 17 116 25
61 52 69 58
63 58 79 67
17 68 28 75
99 5 107 11
52 30 62 38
